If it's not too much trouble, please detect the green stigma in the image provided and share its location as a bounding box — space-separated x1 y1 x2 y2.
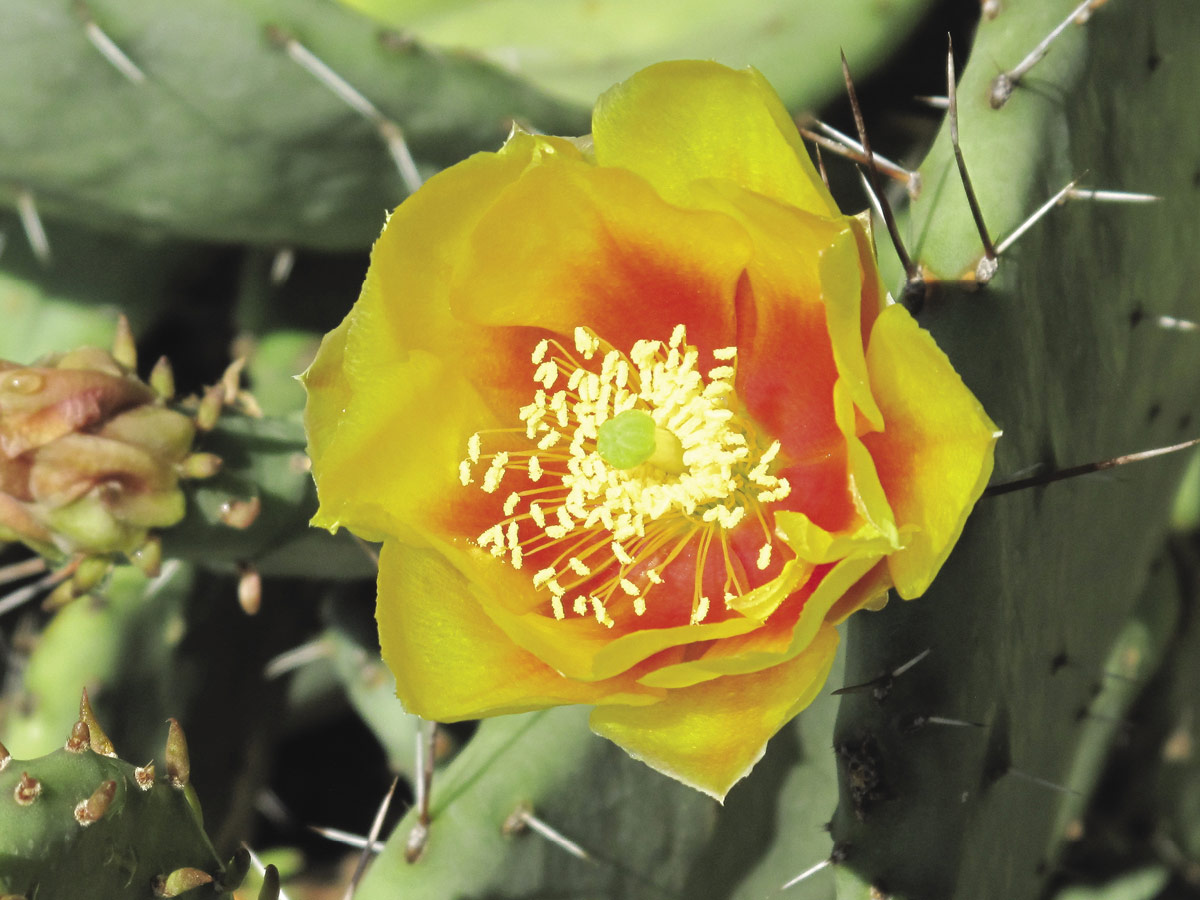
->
596 409 685 474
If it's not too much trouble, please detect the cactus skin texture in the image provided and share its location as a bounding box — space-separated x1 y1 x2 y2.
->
0 0 935 251
831 0 1200 898
0 710 243 900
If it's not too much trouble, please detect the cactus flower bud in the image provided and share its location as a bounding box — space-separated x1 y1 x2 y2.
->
0 344 200 565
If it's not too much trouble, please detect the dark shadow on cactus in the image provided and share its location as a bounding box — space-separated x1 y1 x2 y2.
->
678 722 802 899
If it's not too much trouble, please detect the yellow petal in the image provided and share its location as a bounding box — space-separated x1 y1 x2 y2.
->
861 305 999 597
377 540 661 721
589 624 840 800
451 135 750 355
302 135 553 541
593 61 838 217
433 534 764 682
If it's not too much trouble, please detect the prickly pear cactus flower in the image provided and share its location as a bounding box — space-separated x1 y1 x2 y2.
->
303 61 998 798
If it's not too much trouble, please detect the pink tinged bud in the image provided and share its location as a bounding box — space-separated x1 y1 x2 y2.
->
0 365 153 457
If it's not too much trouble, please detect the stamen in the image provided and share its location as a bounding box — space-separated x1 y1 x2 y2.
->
757 543 772 571
465 326 794 624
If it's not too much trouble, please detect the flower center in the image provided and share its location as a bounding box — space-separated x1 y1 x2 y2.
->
458 325 789 627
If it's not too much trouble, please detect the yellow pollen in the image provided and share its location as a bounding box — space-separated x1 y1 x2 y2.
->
482 452 509 493
574 327 600 359
757 543 773 571
611 541 634 566
591 596 615 628
463 324 791 625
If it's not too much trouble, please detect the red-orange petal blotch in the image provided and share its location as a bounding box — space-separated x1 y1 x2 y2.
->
302 60 998 800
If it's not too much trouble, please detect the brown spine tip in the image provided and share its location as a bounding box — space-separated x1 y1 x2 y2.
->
79 688 117 757
15 772 42 805
74 779 117 826
65 720 91 753
134 762 157 791
165 719 190 788
0 740 10 772
154 867 214 897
